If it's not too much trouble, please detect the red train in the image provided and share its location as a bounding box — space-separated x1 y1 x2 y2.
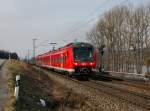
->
35 42 96 76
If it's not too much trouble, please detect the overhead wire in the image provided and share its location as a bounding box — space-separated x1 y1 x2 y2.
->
35 40 49 48
64 0 129 41
70 0 111 30
64 0 111 40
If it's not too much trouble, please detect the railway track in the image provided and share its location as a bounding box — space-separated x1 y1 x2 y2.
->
88 82 147 109
71 78 148 109
76 79 150 110
90 79 150 98
34 66 150 110
62 75 150 110
94 73 150 89
112 80 150 91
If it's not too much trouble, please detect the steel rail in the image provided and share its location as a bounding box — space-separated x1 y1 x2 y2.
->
112 80 150 91
60 74 150 110
86 80 150 110
94 73 150 90
54 73 150 110
90 79 150 99
34 66 150 110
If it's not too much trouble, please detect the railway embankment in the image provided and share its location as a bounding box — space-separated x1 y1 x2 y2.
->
36 67 150 111
4 60 90 111
3 60 150 111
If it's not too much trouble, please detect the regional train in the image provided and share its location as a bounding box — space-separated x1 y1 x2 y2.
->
35 42 96 76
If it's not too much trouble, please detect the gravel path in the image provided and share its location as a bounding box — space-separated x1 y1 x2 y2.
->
0 60 7 111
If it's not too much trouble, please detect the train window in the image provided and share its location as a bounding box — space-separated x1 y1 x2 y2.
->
59 56 61 63
58 56 59 63
61 56 63 63
65 55 67 63
57 57 58 63
63 55 66 64
73 47 94 62
62 56 64 63
57 57 59 63
66 51 68 58
64 56 66 64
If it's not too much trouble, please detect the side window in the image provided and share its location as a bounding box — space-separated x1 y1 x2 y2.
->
66 51 69 58
63 55 65 64
65 55 67 63
63 55 66 64
58 56 59 63
49 56 51 61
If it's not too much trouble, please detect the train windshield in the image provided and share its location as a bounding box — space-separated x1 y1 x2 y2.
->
73 47 94 62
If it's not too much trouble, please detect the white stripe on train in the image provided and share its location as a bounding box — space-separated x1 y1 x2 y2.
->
41 64 75 73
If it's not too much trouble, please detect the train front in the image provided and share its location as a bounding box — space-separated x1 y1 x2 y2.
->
72 43 96 74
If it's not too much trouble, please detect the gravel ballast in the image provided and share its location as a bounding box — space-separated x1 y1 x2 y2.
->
38 67 149 111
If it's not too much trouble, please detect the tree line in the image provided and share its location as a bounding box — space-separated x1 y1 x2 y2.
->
0 50 19 60
87 5 150 74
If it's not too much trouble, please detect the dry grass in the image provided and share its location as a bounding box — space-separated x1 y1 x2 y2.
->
4 60 88 111
4 60 23 111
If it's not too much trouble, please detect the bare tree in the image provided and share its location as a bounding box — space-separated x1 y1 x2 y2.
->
87 5 150 74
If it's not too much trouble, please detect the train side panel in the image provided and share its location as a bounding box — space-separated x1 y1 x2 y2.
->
35 42 96 75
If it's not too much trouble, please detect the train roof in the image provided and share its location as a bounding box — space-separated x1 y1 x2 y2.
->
36 42 93 57
65 42 93 47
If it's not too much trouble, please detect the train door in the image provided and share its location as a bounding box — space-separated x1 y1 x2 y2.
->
61 53 63 68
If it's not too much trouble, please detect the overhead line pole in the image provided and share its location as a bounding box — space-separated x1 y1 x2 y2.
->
27 49 30 63
33 38 37 63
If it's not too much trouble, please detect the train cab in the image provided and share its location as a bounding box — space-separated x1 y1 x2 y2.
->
72 43 96 74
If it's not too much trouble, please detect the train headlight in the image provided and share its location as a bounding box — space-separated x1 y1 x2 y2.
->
74 63 78 65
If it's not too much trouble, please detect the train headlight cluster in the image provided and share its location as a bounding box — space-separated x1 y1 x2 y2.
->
74 63 78 65
74 62 94 66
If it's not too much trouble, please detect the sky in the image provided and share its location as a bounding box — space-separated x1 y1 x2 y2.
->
0 0 149 58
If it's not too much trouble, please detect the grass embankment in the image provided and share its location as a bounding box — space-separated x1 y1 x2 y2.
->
5 60 23 111
5 60 87 111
